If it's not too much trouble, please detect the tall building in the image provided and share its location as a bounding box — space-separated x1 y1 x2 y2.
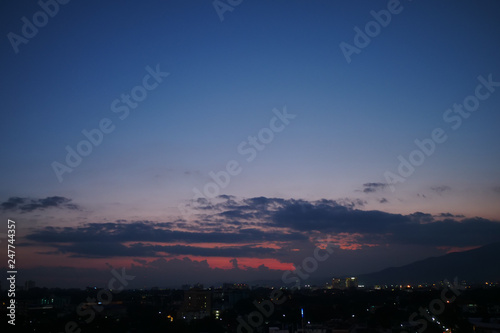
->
346 277 358 289
25 280 36 291
178 288 212 321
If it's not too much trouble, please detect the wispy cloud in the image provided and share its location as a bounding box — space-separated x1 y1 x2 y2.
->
430 185 451 195
362 182 388 193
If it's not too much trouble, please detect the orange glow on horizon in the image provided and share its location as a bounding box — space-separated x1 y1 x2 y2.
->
18 244 295 272
177 256 295 271
437 245 481 254
313 232 381 250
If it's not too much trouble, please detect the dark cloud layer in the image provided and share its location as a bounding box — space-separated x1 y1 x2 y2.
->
27 222 305 244
1 196 79 212
45 242 278 259
24 196 500 260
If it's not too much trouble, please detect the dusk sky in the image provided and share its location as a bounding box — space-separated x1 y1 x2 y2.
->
1 0 500 289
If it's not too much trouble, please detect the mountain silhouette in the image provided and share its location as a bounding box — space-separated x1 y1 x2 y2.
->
359 242 500 285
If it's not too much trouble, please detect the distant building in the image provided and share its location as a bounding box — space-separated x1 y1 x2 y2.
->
212 284 250 317
233 283 249 290
345 277 358 289
332 277 359 289
269 328 289 333
463 303 478 314
178 289 212 321
297 324 328 333
25 280 36 291
332 278 345 290
469 318 500 333
222 282 249 290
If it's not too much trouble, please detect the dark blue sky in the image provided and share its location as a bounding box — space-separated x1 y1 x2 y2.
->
1 0 500 288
